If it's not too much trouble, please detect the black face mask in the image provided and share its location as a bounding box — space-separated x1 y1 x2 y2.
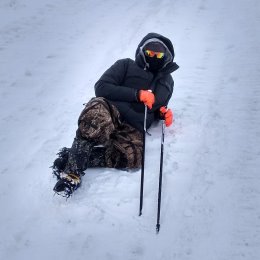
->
146 56 165 72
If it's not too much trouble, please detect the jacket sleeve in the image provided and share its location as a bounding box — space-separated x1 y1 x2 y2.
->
152 75 174 112
94 59 138 102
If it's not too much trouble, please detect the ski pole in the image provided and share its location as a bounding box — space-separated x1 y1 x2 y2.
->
156 120 165 233
139 104 148 216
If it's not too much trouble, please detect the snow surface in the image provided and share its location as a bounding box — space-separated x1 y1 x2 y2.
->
0 0 260 259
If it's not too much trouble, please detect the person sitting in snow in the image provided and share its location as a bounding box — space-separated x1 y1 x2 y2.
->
52 32 179 197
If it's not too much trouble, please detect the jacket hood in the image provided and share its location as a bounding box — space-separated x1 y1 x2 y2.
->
135 32 179 74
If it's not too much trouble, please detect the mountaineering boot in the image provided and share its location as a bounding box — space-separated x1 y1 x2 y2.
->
53 172 81 198
53 137 94 197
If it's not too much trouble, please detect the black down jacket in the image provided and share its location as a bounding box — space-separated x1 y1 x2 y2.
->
95 33 179 132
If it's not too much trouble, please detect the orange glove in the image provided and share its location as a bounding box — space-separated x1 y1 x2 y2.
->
139 90 155 109
160 106 174 127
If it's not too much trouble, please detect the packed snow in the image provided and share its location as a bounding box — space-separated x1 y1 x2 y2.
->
0 0 260 259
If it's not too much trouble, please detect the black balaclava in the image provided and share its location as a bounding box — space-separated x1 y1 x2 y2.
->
143 42 166 73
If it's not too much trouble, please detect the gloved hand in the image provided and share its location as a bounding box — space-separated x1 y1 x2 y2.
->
139 90 155 109
160 106 174 127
